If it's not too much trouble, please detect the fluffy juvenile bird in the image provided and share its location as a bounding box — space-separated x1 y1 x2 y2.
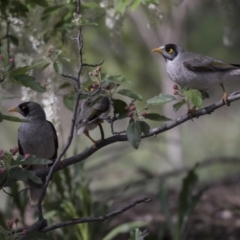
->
8 102 58 205
152 43 240 105
75 95 110 146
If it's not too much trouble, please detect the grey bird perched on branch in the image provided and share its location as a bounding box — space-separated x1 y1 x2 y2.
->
152 43 240 106
75 95 110 146
8 102 58 205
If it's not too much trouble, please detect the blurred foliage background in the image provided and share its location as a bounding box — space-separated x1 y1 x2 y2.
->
1 0 240 239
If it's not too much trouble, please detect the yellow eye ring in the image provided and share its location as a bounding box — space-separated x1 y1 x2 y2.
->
168 48 173 54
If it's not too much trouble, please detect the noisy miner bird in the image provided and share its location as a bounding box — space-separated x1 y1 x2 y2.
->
8 102 58 205
152 43 240 105
75 95 110 146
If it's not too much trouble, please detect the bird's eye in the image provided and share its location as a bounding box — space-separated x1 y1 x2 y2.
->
166 48 174 54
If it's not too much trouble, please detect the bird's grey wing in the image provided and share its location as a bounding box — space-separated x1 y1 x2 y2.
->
183 55 240 72
47 121 58 160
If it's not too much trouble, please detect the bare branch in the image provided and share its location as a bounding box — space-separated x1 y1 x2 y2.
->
2 186 37 197
82 60 105 67
42 197 151 232
61 73 78 82
35 91 240 179
37 0 83 220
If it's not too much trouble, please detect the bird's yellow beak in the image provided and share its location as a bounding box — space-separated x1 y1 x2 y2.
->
8 106 19 113
151 47 163 54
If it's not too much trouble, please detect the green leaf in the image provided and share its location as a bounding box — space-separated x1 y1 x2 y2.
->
63 93 75 111
20 231 54 240
0 46 9 66
0 171 8 189
10 167 28 181
53 60 63 74
2 114 29 123
13 74 46 92
8 35 19 46
0 112 3 123
12 156 52 166
114 0 131 14
159 184 176 239
183 89 203 109
40 63 51 71
127 120 142 149
140 121 150 135
25 170 42 184
117 89 142 101
144 113 171 121
102 221 147 240
130 0 142 11
59 82 71 89
102 74 134 86
147 94 176 105
11 66 30 75
113 99 128 119
177 165 204 235
173 99 186 112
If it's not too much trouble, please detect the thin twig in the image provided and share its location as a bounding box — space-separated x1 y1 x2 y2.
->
2 186 38 197
35 91 240 179
61 73 78 82
42 197 151 232
82 60 105 67
36 0 83 220
98 122 105 140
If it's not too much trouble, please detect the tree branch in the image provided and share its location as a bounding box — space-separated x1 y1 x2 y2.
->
36 0 83 220
82 60 104 67
42 197 151 232
61 73 78 82
35 91 240 179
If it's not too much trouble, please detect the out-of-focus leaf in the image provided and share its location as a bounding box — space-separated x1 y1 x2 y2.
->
10 167 28 181
173 99 186 112
20 231 54 240
42 5 64 17
114 0 131 14
0 112 3 123
12 156 52 166
53 60 63 74
183 89 203 109
103 221 147 240
40 63 51 71
59 82 71 89
26 0 49 7
130 0 142 11
0 46 9 66
8 35 19 45
147 94 176 105
144 113 171 121
0 171 8 189
25 171 42 184
140 121 150 135
2 115 28 123
117 89 142 101
127 120 142 149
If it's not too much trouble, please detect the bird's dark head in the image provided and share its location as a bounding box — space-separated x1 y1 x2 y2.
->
152 43 182 61
8 102 46 120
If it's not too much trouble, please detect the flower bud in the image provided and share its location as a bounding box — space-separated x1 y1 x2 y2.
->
141 112 148 118
173 84 178 90
9 58 14 63
7 220 13 229
0 168 5 174
173 90 178 95
0 54 3 60
22 229 28 235
13 217 19 224
10 146 19 155
105 85 111 90
24 153 31 159
96 66 101 72
130 105 136 111
128 111 134 118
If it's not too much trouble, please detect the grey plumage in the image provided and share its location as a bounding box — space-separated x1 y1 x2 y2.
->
9 102 58 205
152 43 240 104
75 95 110 144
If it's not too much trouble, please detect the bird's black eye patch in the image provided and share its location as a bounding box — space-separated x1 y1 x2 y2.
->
19 103 30 117
165 46 174 54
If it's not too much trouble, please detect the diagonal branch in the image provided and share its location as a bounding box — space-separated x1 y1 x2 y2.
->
42 197 151 232
82 60 105 67
35 91 240 179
